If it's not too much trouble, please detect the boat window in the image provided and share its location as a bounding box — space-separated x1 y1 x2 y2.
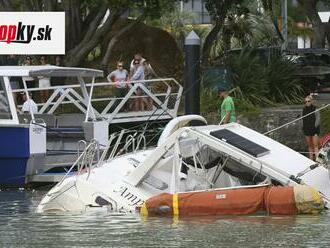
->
223 158 266 185
0 77 13 120
179 140 267 187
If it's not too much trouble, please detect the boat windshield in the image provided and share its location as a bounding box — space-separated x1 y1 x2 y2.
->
178 137 268 188
0 77 12 120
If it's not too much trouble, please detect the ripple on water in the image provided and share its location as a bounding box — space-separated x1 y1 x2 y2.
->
0 189 330 248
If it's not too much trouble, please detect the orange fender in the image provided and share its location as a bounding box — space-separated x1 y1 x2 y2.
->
140 185 324 217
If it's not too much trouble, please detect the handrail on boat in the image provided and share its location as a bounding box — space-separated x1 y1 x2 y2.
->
57 140 99 186
136 133 146 151
125 134 136 153
57 129 149 185
77 140 87 158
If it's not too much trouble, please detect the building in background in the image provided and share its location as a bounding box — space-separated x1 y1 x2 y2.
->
179 0 211 24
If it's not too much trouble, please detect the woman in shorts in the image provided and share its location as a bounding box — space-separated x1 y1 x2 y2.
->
302 95 320 161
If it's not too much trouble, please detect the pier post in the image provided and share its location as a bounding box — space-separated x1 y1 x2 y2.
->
184 31 200 115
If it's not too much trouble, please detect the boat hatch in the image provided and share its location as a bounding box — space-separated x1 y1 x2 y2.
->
210 129 270 157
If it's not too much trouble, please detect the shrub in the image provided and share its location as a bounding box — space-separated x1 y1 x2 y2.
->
265 55 304 104
227 47 305 106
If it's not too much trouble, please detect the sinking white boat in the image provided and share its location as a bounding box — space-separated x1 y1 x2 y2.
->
37 115 330 213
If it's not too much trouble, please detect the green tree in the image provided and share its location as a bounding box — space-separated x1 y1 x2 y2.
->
0 0 178 66
225 47 303 105
202 0 247 65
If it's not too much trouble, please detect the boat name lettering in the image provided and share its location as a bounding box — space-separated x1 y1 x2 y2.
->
116 186 144 206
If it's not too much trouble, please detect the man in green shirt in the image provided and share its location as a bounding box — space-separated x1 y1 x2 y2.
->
218 85 236 124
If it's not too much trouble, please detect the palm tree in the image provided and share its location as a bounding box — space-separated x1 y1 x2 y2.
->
209 13 281 60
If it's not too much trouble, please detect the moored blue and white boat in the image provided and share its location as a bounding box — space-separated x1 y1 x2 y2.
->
0 66 103 187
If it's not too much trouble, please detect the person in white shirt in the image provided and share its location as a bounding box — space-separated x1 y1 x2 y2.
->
107 61 129 111
21 93 38 114
107 61 129 92
130 58 146 111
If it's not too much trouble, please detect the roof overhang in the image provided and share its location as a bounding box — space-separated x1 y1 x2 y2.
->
0 66 104 77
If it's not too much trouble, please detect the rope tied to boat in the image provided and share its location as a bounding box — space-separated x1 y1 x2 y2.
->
264 103 330 135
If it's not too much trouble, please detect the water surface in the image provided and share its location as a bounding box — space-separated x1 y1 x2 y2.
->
0 189 329 247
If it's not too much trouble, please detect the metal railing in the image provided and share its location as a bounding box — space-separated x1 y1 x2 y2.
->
55 126 151 185
57 139 100 186
12 78 183 124
99 130 147 164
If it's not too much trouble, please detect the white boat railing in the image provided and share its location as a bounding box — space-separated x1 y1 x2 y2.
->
100 130 147 163
57 139 100 186
56 127 150 184
12 77 183 124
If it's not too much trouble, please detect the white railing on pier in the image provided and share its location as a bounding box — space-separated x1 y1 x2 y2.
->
12 78 183 124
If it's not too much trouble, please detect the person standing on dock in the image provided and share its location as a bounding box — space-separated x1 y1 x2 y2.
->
107 61 129 97
302 95 320 161
107 61 129 111
130 58 146 111
218 85 236 124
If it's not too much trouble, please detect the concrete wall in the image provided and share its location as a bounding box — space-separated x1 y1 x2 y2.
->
203 105 307 152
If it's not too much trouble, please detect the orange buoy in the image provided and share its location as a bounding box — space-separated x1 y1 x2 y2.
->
140 185 324 217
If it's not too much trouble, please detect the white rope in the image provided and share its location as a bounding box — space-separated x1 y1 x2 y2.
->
218 114 227 125
264 103 330 135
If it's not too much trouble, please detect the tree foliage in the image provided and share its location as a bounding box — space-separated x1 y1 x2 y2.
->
0 0 178 66
227 48 304 105
202 0 247 65
202 47 304 107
